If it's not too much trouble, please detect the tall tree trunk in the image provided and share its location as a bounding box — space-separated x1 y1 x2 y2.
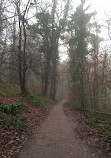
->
50 59 57 100
43 55 50 96
22 17 27 95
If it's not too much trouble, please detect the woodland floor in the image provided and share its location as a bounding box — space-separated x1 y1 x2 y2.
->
0 90 52 158
19 100 110 158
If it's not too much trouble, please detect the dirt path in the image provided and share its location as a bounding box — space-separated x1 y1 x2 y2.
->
19 100 102 158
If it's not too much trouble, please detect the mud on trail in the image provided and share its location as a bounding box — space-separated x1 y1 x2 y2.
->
19 100 107 158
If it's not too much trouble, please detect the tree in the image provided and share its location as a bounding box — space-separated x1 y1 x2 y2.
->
31 0 70 99
15 0 31 95
69 0 93 109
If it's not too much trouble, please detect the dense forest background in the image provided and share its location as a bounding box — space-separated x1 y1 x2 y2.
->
0 0 111 113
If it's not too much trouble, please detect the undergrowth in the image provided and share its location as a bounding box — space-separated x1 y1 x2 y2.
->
0 103 27 131
83 110 111 145
26 94 52 108
0 83 52 131
0 103 27 115
0 83 21 97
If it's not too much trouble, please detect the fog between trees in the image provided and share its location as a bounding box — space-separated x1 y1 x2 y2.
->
0 0 111 113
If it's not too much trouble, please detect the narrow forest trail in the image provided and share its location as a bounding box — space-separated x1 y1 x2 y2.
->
19 100 103 158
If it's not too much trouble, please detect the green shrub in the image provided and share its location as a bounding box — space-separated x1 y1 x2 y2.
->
27 94 42 106
83 110 111 145
0 83 20 97
16 116 27 131
0 103 26 115
0 113 27 131
26 94 51 108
